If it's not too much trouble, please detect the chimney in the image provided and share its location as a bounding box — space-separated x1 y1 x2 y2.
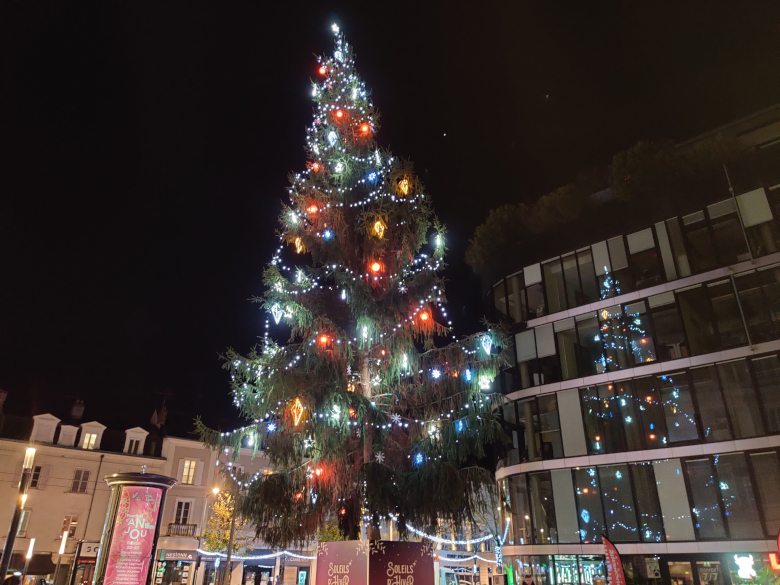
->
70 399 85 422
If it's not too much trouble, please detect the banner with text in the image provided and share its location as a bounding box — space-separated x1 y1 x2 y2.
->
367 541 435 585
603 536 626 585
316 541 369 585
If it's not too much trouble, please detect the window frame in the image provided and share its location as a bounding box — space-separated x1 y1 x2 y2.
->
181 459 197 485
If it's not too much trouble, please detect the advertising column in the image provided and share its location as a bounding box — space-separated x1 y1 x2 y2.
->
93 472 176 585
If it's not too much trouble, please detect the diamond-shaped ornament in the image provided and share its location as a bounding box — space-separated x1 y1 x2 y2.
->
481 334 493 355
271 304 283 324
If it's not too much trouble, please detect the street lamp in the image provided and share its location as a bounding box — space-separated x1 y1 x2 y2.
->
52 531 69 585
20 538 35 585
199 488 220 540
0 448 36 581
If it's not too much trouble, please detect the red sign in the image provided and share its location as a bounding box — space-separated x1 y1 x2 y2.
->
315 541 369 585
603 536 626 585
104 486 163 585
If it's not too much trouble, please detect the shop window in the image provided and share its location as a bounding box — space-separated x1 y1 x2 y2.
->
685 457 727 539
625 301 657 366
505 475 533 545
543 259 567 314
529 472 557 544
629 463 665 542
751 355 780 433
612 380 644 452
492 281 508 318
737 187 780 258
707 199 750 266
648 292 688 361
598 305 631 371
633 377 667 449
554 319 579 381
717 360 764 439
696 561 725 585
515 329 539 389
607 237 634 294
573 467 605 544
507 273 527 323
677 286 719 355
658 372 698 443
576 248 600 304
576 314 604 376
689 366 731 442
706 279 748 348
668 561 695 585
713 452 764 539
627 228 663 288
748 451 780 535
682 211 718 273
598 464 639 542
665 218 692 277
550 469 581 543
652 459 695 541
734 265 780 343
562 253 583 309
554 556 581 585
536 394 564 460
577 557 606 585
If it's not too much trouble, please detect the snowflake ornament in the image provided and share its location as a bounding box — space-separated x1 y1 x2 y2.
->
390 413 402 425
375 452 385 464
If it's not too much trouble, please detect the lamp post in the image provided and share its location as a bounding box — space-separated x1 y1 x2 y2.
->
199 488 220 542
52 530 68 585
0 448 36 581
20 538 35 585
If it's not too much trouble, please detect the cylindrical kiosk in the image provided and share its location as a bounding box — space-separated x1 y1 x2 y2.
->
93 472 176 585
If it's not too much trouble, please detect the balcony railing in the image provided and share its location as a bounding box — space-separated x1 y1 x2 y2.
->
167 523 197 537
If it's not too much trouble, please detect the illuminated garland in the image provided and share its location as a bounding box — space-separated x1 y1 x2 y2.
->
197 549 316 560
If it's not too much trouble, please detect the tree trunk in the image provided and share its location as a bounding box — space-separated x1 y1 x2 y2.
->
360 353 373 464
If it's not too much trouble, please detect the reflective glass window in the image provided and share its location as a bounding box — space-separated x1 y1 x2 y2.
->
627 228 663 289
633 377 667 449
507 273 527 323
706 279 748 349
734 266 780 343
613 380 644 451
576 314 604 376
526 283 546 319
717 360 764 439
529 472 557 544
574 467 605 544
653 459 696 541
738 188 780 257
543 259 567 314
749 451 780 535
554 319 579 381
562 253 582 309
517 398 541 462
707 199 750 266
629 463 665 542
666 217 692 277
551 469 581 543
685 457 727 539
537 394 564 460
714 452 763 539
598 464 639 542
624 301 657 366
502 402 522 466
504 475 533 545
607 237 634 294
751 355 780 433
658 372 698 443
689 366 731 443
493 281 507 317
598 305 631 371
648 292 689 361
682 211 718 273
577 248 600 304
677 286 719 355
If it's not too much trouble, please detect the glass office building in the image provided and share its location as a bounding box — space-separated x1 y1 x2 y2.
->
488 179 780 585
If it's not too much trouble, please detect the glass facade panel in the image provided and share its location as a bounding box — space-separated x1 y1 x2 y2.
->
627 228 663 288
749 451 780 535
516 398 541 463
707 279 748 348
735 266 780 343
751 355 780 433
624 301 657 366
493 282 507 317
689 366 731 443
551 469 581 543
717 360 764 439
573 468 605 544
598 464 638 542
677 286 719 355
555 319 579 381
629 463 665 542
527 282 546 319
653 459 696 541
537 394 564 459
580 386 602 455
658 372 698 443
577 249 600 304
507 273 527 323
685 457 727 539
503 402 522 466
598 306 631 371
544 259 567 314
714 452 763 539
576 314 603 377
683 211 718 273
562 254 582 309
558 388 588 457
634 377 667 449
529 472 557 544
666 217 692 277
649 293 689 361
613 380 644 452
607 237 634 294
505 475 533 545
708 199 750 266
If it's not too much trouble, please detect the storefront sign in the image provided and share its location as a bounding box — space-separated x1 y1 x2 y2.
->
734 555 757 580
79 542 101 559
602 537 626 585
159 550 197 562
104 486 163 585
644 558 661 579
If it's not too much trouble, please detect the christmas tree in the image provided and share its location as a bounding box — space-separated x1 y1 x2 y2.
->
198 25 507 549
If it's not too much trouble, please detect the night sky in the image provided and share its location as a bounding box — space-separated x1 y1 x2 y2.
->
1 2 778 432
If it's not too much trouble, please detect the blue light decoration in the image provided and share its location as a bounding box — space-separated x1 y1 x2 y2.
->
323 229 332 240
367 171 377 183
580 509 590 523
431 368 441 380
414 452 424 466
464 369 473 381
267 422 277 433
457 419 465 433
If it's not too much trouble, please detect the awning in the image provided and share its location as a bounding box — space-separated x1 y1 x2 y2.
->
6 553 57 575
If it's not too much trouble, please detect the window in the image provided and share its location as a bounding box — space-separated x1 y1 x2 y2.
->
17 509 31 537
627 228 663 289
658 372 698 443
575 313 603 376
629 464 664 542
689 366 731 442
677 286 718 355
528 472 556 544
576 248 600 304
30 466 42 489
536 394 564 459
648 292 688 361
543 259 567 314
502 395 563 463
706 279 747 348
717 360 764 439
181 459 197 485
598 305 631 371
685 458 727 539
633 377 667 449
682 211 718 273
550 469 580 543
738 187 780 257
506 273 526 323
607 237 634 294
751 355 780 433
613 380 645 452
734 265 780 343
749 451 780 535
128 439 140 454
580 384 627 455
492 281 507 318
174 500 191 525
665 217 692 277
598 465 638 542
554 319 578 380
713 452 763 539
71 469 90 493
653 459 695 541
62 515 79 538
503 476 532 545
81 433 97 450
624 301 657 366
707 199 750 266
561 253 582 309
515 329 538 389
573 467 605 544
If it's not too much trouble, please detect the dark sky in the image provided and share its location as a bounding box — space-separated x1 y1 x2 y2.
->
1 1 778 432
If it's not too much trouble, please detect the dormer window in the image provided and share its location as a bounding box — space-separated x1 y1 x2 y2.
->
82 433 97 450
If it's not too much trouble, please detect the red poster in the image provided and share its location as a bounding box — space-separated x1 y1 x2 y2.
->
104 486 163 585
367 541 435 585
315 541 369 585
603 536 626 585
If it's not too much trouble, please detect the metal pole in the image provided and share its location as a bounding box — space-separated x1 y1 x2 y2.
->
53 530 68 585
20 539 34 585
53 554 63 585
723 163 753 261
0 448 36 581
